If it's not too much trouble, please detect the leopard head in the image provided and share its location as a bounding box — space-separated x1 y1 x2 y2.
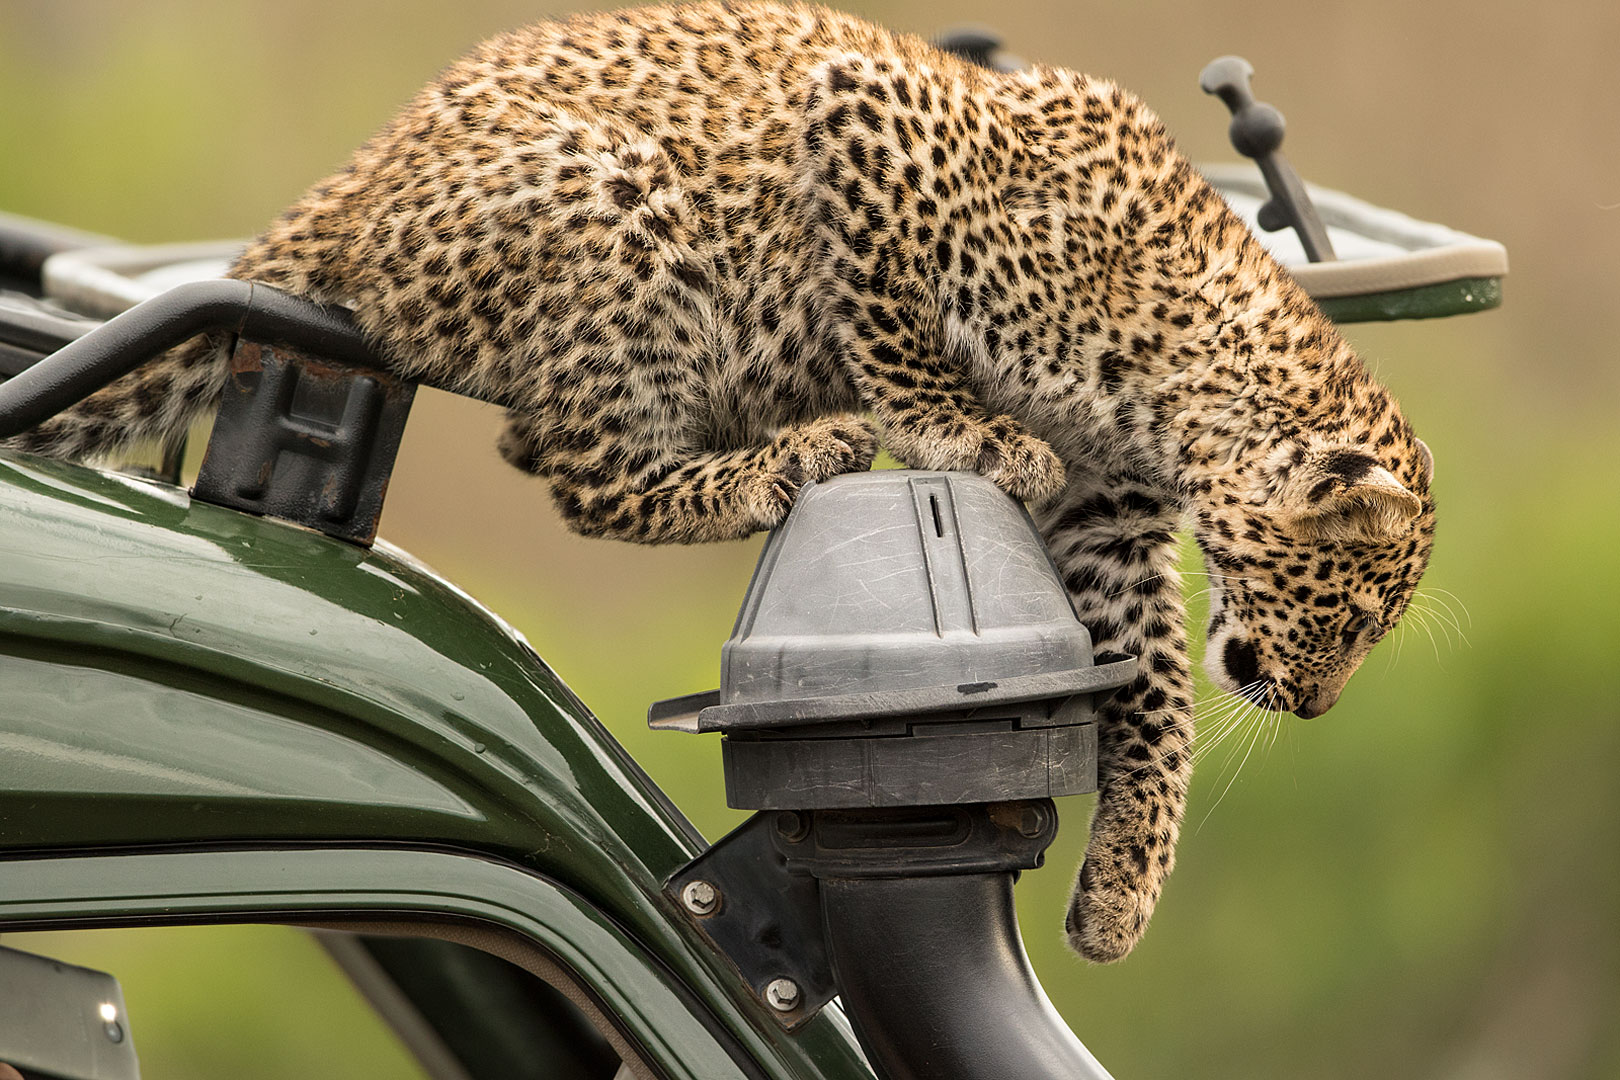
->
1198 436 1436 718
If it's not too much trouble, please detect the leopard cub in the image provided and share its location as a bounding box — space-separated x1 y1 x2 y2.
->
6 0 1436 962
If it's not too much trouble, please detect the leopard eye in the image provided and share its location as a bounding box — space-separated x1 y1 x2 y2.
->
1340 611 1381 650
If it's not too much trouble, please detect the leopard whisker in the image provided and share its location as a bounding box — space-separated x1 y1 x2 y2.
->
1190 682 1267 765
1408 597 1469 649
1191 710 1246 757
1194 679 1262 723
1106 567 1231 600
1194 703 1249 770
1196 701 1266 832
1385 613 1409 671
1184 586 1220 606
1406 603 1457 651
1105 701 1200 783
1414 586 1473 628
1262 686 1285 759
1195 681 1288 830
1403 605 1448 665
1197 685 1262 730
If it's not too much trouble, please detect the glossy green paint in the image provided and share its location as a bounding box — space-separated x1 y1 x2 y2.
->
0 847 750 1080
1317 275 1502 323
0 450 873 1080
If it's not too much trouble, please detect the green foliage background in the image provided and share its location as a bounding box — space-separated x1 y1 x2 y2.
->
2 1 1616 1077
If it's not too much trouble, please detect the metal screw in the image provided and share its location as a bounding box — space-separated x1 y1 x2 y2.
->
681 879 720 916
765 978 801 1012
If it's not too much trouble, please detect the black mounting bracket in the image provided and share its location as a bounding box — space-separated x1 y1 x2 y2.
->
193 338 415 545
0 280 430 545
666 811 833 1030
665 800 1058 1030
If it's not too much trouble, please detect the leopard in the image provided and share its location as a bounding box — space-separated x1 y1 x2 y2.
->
3 0 1437 963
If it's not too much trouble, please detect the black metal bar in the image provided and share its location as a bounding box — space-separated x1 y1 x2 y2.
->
820 873 1113 1080
0 211 116 293
1200 56 1336 262
0 291 102 367
0 279 377 438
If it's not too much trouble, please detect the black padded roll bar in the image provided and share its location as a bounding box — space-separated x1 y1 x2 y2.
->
0 279 377 438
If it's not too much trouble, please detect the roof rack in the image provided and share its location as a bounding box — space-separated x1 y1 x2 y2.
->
0 279 422 544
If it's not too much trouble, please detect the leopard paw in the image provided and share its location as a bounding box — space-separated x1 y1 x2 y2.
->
1065 863 1156 964
748 415 879 528
773 415 879 488
975 425 1066 505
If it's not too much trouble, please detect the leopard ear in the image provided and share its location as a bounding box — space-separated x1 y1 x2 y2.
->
1414 438 1435 493
1276 447 1423 543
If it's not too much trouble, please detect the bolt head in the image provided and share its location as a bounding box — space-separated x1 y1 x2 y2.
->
681 880 719 916
774 810 810 843
1015 803 1048 838
765 977 801 1012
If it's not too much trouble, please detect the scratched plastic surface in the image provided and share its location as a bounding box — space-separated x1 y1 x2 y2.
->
721 471 1096 704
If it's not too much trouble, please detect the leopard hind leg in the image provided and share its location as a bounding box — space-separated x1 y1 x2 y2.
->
1036 472 1195 962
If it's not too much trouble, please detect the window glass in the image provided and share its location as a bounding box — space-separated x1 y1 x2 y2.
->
2 926 429 1080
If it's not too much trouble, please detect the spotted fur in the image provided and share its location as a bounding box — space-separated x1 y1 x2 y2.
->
4 0 1436 962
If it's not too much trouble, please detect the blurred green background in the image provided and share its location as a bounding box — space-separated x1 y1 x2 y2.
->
1 0 1616 1077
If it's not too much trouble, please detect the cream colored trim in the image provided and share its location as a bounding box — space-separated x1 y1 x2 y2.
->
1198 163 1509 298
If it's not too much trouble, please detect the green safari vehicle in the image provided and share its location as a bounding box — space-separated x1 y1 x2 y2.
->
0 43 1504 1080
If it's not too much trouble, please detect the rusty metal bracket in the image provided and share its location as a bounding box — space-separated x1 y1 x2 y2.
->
192 338 415 545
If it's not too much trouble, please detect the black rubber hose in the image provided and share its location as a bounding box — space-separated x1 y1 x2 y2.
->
820 873 1114 1080
0 279 376 438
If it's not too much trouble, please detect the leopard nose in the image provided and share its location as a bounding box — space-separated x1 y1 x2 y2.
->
1293 690 1340 719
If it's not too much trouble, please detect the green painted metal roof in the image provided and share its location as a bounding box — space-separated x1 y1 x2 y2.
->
0 449 873 1080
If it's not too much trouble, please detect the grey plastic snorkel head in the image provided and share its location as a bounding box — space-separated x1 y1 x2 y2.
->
651 469 1135 809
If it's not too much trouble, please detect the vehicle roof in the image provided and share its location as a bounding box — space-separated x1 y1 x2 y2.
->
0 447 876 1079
0 449 698 899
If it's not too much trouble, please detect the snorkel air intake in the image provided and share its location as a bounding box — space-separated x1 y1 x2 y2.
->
653 471 1133 1080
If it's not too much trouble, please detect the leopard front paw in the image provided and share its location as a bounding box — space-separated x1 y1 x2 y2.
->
1065 859 1157 964
774 415 879 487
750 415 880 527
975 425 1066 505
